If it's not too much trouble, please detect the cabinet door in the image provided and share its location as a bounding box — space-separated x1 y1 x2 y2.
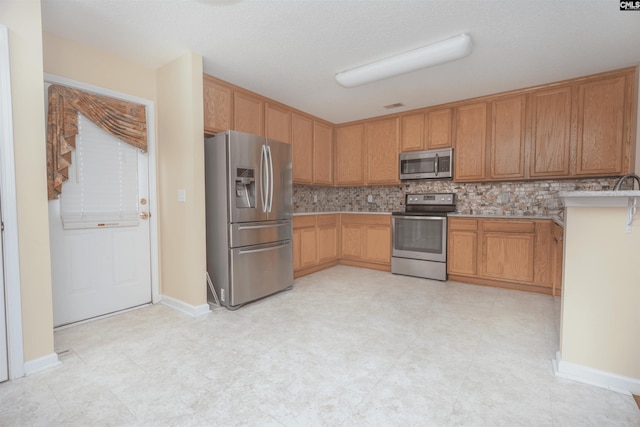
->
313 121 334 185
365 225 391 264
265 103 291 144
533 220 553 288
336 124 365 185
317 215 338 263
341 224 363 260
291 113 313 184
366 117 399 185
301 227 317 267
575 75 627 176
203 75 232 135
233 90 264 136
400 113 424 152
426 108 452 149
448 230 478 276
481 232 535 283
490 95 526 180
454 102 487 182
292 229 302 270
529 86 572 178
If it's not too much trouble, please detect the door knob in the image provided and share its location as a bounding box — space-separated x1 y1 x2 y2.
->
139 212 150 220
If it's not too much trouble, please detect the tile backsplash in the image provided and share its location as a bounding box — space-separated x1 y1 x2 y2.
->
293 177 619 218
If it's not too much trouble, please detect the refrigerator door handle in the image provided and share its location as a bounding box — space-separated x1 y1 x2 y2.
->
267 145 274 213
239 241 290 255
237 222 290 231
260 144 268 212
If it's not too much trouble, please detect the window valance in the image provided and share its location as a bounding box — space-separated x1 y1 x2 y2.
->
46 84 147 199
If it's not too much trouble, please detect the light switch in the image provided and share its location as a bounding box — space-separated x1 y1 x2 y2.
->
313 194 318 203
367 195 373 203
177 189 186 203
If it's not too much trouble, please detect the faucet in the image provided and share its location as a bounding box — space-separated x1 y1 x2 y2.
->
613 173 640 191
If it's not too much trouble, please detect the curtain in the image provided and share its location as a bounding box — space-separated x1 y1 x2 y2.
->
46 84 147 199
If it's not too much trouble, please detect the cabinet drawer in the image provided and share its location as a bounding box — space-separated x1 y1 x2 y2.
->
482 220 535 234
448 218 478 231
316 214 338 227
293 215 316 229
341 213 390 226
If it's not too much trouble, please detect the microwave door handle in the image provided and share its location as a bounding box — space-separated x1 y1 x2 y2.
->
434 153 439 177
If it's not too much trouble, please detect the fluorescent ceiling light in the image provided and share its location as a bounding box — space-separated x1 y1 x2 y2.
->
335 33 473 88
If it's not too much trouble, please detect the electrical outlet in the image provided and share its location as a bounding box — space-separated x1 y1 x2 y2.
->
177 189 186 203
313 194 318 203
367 195 373 203
501 192 510 203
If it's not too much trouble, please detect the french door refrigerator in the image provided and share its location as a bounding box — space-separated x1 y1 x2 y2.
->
205 130 293 308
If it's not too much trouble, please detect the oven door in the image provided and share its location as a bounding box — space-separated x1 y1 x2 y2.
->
392 215 447 262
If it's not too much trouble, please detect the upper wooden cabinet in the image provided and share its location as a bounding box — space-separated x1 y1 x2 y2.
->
426 108 453 150
575 74 629 176
336 124 365 185
233 89 264 136
313 121 334 186
454 102 488 182
203 75 232 135
400 113 424 152
400 108 452 152
291 113 313 184
265 102 291 144
489 95 527 180
366 117 399 185
529 86 573 178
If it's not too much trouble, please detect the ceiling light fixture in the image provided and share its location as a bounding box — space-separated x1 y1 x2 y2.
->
335 33 473 88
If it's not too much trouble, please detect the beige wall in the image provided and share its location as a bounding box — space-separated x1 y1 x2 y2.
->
42 32 157 102
561 206 640 379
0 0 54 361
156 52 206 306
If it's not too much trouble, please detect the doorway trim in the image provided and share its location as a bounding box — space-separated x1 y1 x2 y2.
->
44 73 161 307
0 24 25 380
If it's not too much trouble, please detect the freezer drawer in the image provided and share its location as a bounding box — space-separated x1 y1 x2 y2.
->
229 240 293 307
229 220 292 248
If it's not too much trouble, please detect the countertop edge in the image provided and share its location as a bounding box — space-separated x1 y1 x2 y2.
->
560 190 640 207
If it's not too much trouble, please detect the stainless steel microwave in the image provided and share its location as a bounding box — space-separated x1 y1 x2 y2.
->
399 148 453 180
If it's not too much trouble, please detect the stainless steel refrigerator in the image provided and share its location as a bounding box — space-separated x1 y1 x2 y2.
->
204 130 293 308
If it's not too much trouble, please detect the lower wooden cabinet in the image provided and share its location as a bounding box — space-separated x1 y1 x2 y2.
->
448 218 479 276
448 217 561 295
340 214 391 269
293 213 391 278
293 214 339 278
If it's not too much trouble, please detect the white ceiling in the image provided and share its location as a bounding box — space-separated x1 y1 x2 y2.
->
41 0 640 124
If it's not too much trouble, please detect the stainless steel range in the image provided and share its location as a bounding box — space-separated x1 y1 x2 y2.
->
391 193 456 281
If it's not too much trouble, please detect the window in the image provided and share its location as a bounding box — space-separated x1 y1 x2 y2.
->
60 113 140 229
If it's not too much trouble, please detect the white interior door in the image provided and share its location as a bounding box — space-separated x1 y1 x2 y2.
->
49 114 152 327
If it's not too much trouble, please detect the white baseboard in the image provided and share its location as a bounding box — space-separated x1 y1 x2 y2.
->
24 352 62 376
553 351 640 395
160 295 210 317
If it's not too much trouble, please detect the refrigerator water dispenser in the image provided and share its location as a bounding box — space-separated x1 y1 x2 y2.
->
235 167 255 208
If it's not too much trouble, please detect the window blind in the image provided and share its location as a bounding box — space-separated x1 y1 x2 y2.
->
60 113 140 229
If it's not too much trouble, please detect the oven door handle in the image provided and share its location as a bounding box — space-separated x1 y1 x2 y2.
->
394 215 446 220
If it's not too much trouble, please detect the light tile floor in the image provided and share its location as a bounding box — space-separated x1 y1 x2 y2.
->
2 265 639 426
